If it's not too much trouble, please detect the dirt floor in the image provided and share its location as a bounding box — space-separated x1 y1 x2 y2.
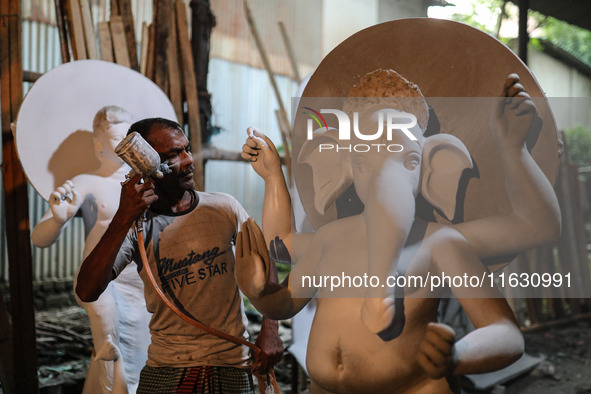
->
504 318 591 394
34 306 591 393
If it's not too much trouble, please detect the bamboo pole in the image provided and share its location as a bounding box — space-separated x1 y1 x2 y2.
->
145 23 155 80
176 0 204 191
243 0 291 178
167 10 184 126
54 0 71 62
278 21 300 84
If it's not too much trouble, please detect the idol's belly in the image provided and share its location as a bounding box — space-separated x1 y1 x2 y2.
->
305 297 451 394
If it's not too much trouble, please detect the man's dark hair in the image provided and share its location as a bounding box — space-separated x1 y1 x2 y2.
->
128 118 184 143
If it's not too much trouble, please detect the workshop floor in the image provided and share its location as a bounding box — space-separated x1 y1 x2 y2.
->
34 306 591 393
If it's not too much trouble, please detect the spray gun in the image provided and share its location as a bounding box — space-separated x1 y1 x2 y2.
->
115 132 171 229
115 131 171 184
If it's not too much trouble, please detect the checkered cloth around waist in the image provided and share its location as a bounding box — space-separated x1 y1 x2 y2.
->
137 365 254 393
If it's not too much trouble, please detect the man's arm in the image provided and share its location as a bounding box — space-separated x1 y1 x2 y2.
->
31 180 81 247
75 174 157 302
252 246 284 374
455 74 561 259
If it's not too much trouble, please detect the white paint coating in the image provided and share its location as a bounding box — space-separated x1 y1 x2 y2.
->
16 60 177 200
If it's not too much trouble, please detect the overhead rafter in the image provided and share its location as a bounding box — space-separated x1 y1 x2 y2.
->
508 0 591 32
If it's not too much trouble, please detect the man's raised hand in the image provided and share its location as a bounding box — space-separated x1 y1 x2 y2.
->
117 173 158 223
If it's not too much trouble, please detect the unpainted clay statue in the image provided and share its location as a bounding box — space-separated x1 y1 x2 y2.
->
238 70 561 393
31 106 151 394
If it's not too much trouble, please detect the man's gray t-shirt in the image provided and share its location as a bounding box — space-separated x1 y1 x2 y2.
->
113 191 250 368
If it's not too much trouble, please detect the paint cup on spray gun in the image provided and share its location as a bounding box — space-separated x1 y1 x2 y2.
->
115 131 171 183
115 131 171 228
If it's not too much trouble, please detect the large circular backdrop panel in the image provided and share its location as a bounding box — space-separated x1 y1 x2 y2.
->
295 18 558 230
16 60 177 201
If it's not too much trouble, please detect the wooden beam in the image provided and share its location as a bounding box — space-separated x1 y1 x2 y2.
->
167 10 184 125
66 0 87 59
100 0 107 22
80 0 98 59
23 70 43 82
521 312 591 332
0 288 13 393
518 0 529 64
98 21 114 62
190 0 215 90
0 8 15 392
110 0 120 15
189 0 215 148
196 146 286 165
0 0 39 391
176 0 204 191
154 0 172 94
145 23 155 80
118 0 138 70
54 0 71 62
556 131 583 313
140 22 150 75
110 15 131 67
569 164 591 308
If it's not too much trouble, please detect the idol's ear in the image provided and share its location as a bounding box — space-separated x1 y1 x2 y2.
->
421 134 473 221
297 128 353 215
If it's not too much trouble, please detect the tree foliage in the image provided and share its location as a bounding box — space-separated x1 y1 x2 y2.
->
535 16 591 68
445 1 591 67
565 125 591 168
446 0 505 36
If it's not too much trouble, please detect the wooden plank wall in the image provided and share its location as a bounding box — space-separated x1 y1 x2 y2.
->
508 131 591 327
53 0 205 190
0 0 39 391
0 0 215 389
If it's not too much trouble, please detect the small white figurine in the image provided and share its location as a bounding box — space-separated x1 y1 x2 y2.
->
32 106 151 394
